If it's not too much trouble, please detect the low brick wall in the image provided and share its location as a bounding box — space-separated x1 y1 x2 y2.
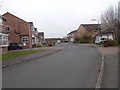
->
1 47 8 53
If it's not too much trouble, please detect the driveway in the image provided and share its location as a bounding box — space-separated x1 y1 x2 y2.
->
3 43 101 88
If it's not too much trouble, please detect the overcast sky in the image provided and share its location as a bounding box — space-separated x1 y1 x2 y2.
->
0 0 119 38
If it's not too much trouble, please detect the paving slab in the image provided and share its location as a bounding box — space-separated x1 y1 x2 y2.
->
98 47 118 88
90 44 118 88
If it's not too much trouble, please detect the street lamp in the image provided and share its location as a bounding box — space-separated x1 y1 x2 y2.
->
91 19 100 32
91 19 101 44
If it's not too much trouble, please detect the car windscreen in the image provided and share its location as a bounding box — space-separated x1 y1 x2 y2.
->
101 38 106 40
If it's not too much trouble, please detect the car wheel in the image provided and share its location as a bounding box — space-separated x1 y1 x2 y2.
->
99 42 103 44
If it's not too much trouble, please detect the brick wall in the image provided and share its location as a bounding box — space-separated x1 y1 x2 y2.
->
77 25 87 39
0 15 8 53
77 24 100 39
1 47 8 53
2 12 32 48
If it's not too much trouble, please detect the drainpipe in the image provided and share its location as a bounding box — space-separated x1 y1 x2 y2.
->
28 24 32 49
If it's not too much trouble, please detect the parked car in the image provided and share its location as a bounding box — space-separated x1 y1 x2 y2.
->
42 41 47 45
95 38 107 44
63 40 68 43
8 43 23 50
57 40 61 44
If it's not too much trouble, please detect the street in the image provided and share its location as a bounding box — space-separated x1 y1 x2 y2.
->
3 43 101 88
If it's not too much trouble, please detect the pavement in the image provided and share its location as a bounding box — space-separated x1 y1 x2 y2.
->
2 46 63 68
89 44 118 88
75 43 118 88
98 47 118 88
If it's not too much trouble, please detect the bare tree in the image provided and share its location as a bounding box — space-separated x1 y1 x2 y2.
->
118 1 120 41
100 5 118 40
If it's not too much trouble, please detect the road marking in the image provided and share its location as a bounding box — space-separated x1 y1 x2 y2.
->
95 52 104 89
87 44 104 89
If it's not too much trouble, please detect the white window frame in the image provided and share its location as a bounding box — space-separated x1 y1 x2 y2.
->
0 18 3 26
22 37 29 42
0 26 2 32
0 33 9 47
6 25 11 31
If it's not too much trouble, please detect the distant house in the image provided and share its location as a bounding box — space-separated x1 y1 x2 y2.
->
67 30 77 42
2 12 39 48
67 24 101 42
38 32 45 43
0 15 9 53
77 24 101 39
28 22 39 47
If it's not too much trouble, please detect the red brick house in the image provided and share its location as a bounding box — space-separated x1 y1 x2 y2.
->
77 24 101 38
76 24 101 42
2 12 39 48
67 24 101 43
0 15 9 53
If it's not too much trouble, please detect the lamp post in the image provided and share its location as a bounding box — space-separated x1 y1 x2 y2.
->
91 19 101 44
28 24 32 49
91 19 100 31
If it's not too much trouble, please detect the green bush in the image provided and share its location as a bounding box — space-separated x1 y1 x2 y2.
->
73 38 91 44
73 38 80 43
36 43 43 47
118 40 120 45
106 39 118 46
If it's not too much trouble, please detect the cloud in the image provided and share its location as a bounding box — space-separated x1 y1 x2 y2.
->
0 0 119 38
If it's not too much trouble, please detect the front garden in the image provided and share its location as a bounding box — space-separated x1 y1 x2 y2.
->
1 49 43 61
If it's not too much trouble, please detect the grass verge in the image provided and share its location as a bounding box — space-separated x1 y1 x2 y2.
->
1 49 43 61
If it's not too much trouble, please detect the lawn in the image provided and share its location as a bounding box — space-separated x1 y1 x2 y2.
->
1 49 43 61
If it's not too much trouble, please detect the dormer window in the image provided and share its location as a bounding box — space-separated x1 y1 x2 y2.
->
6 25 11 31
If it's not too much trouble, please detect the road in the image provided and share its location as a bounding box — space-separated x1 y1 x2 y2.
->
3 43 101 88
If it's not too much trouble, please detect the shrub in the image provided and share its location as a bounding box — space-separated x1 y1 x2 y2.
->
73 38 79 43
118 40 120 45
106 39 118 46
36 43 43 47
73 38 91 44
46 41 55 47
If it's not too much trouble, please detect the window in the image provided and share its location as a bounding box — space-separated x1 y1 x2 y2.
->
0 35 2 40
31 26 35 31
3 35 8 45
6 25 11 31
0 27 2 31
0 19 3 26
22 37 28 42
101 38 106 40
0 34 9 46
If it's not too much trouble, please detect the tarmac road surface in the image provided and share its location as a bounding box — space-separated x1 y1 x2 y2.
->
3 43 101 88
